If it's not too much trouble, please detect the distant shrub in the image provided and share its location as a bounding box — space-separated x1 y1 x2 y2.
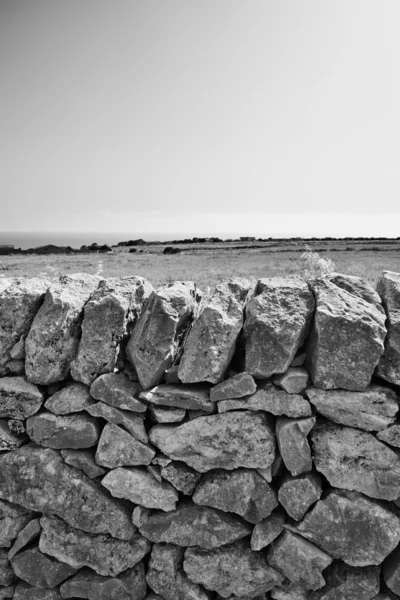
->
129 248 137 253
301 245 335 281
163 247 181 255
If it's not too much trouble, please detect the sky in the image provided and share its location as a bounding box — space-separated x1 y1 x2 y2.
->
1 0 400 238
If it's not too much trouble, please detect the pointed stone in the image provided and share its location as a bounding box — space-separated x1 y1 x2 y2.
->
27 412 100 449
209 372 257 401
0 549 14 586
377 271 400 385
86 401 148 442
90 373 147 412
273 367 309 394
276 417 316 476
0 419 25 450
0 376 43 419
8 518 41 560
160 462 201 495
149 405 186 423
11 547 77 589
44 382 94 415
0 500 34 548
140 384 214 412
95 423 155 468
309 561 380 600
278 473 322 521
60 448 107 478
251 512 285 551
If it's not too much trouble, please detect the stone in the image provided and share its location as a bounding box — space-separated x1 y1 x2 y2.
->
244 277 314 378
86 401 148 442
25 274 101 385
0 445 135 539
132 506 151 528
102 467 179 511
71 276 153 385
60 562 147 600
8 418 25 436
95 423 155 468
179 279 255 384
147 464 162 482
152 454 172 468
10 335 26 360
161 462 201 495
8 518 41 560
39 515 151 577
306 385 399 431
291 351 307 367
60 448 107 478
140 503 252 549
6 359 25 375
0 550 14 586
217 384 312 418
0 277 49 376
0 585 14 600
0 376 43 419
377 271 400 385
267 530 332 591
148 542 184 576
272 367 309 394
0 499 34 548
293 489 400 566
10 547 77 589
311 422 400 500
306 279 386 390
27 412 100 449
330 272 383 308
90 373 147 412
377 424 400 447
183 539 284 597
271 582 308 600
276 417 316 476
192 468 278 523
44 382 94 415
13 584 62 599
309 561 380 600
383 544 400 595
0 419 25 450
149 405 186 423
140 384 215 412
278 473 322 520
126 281 199 389
149 411 276 472
209 372 257 401
251 512 286 551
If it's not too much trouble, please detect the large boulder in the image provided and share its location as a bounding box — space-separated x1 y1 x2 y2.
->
376 270 400 385
0 377 43 419
26 412 100 449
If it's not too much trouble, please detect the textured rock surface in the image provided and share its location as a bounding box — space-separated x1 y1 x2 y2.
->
13 584 62 600
60 448 107 478
276 416 315 476
0 419 25 450
0 549 14 586
149 405 186 423
95 423 155 468
376 270 400 385
160 462 201 495
0 377 43 419
278 472 322 520
26 412 100 449
86 401 148 442
209 372 256 401
10 547 77 589
90 372 146 412
329 272 383 307
140 384 215 412
251 512 285 551
44 382 94 415
377 424 400 447
272 367 309 394
309 561 380 600
0 500 33 548
8 518 41 560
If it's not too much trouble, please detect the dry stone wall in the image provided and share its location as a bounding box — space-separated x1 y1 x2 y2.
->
0 270 400 599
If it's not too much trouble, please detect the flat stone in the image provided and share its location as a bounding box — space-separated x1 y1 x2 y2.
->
0 445 135 539
267 530 332 591
90 373 147 412
86 401 148 442
377 424 400 447
377 271 400 385
13 583 62 600
0 549 14 586
140 503 252 549
184 539 284 597
0 500 34 548
44 382 94 415
39 515 150 577
0 419 25 450
71 276 153 385
0 376 43 419
179 279 255 384
192 468 278 523
244 277 314 378
309 561 380 600
60 448 107 478
276 417 316 476
25 274 101 385
95 423 155 468
306 385 399 431
294 488 400 566
132 506 151 528
149 411 276 472
251 512 286 551
306 279 386 390
140 384 215 412
278 473 322 521
149 405 186 423
160 462 201 495
11 547 77 589
311 422 400 500
8 518 41 560
127 281 199 389
209 372 257 401
217 384 312 418
272 367 309 394
27 412 100 449
101 467 179 511
7 359 25 375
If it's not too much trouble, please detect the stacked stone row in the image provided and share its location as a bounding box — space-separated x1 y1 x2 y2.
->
0 270 399 599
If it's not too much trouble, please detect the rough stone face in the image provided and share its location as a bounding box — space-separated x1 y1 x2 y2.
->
149 405 186 423
149 411 276 472
267 530 333 591
209 372 257 401
306 385 399 431
8 418 25 436
293 489 400 566
10 335 26 360
383 544 400 595
132 505 151 528
192 468 278 523
44 382 94 415
26 412 100 449
278 473 322 521
309 561 380 600
251 512 285 551
272 367 309 394
71 276 153 385
8 518 41 560
140 503 252 549
376 270 400 386
276 417 316 476
306 279 386 391
0 500 33 548
330 272 383 308
126 281 199 389
0 585 15 600
140 384 215 412
311 422 400 500
25 274 101 385
377 424 400 447
244 277 314 378
0 376 43 419
160 462 201 495
39 515 151 577
270 582 308 600
60 448 107 478
0 549 14 586
101 467 179 511
95 423 155 468
13 583 62 600
10 547 77 589
0 419 26 450
183 539 284 597
217 384 312 418
0 445 135 539
86 401 148 442
90 373 147 412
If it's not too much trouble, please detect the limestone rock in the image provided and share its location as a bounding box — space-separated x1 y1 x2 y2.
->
0 550 14 586
276 417 316 476
311 422 400 500
140 503 252 549
267 530 332 591
293 489 400 566
251 512 286 551
160 462 201 495
140 384 215 412
86 401 148 443
132 505 151 528
60 448 107 478
25 274 101 385
306 279 386 390
309 561 380 600
71 276 153 385
330 272 383 308
278 473 322 521
270 582 308 600
183 539 284 597
95 423 155 468
0 585 14 600
149 405 186 423
306 385 398 431
27 412 100 449
383 544 400 595
377 271 400 385
209 372 257 401
377 424 400 447
0 419 25 450
8 418 25 436
244 277 314 378
126 281 199 389
0 500 34 548
101 467 179 511
0 445 135 539
272 367 309 394
149 411 276 472
7 359 25 375
13 583 62 600
39 515 151 577
90 373 146 412
192 468 278 523
44 382 94 415
8 518 41 560
11 547 77 588
0 376 43 419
